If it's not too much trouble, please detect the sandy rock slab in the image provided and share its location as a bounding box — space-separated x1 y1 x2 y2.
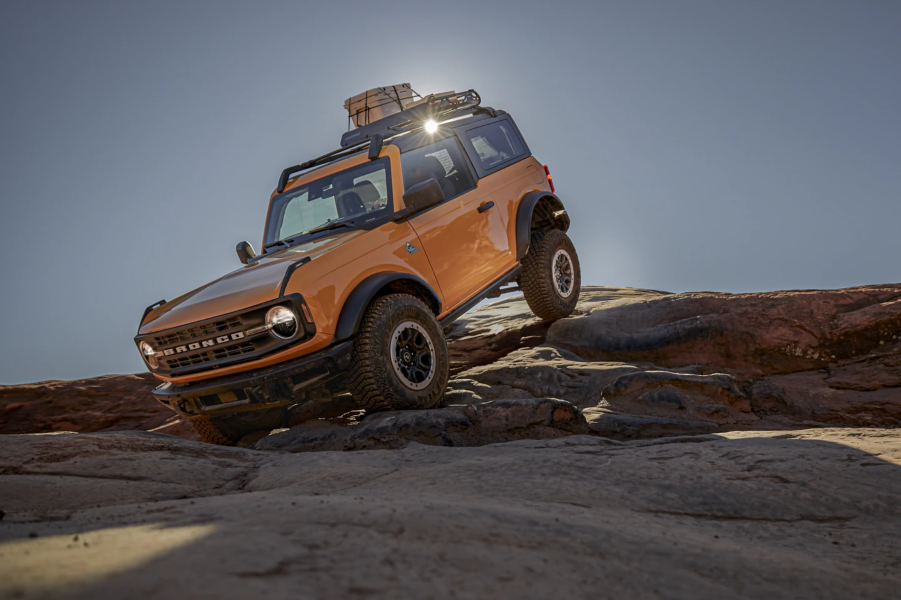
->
1 429 900 599
255 397 589 452
449 285 901 429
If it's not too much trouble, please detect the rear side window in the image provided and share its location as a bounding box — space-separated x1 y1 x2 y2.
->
463 121 525 171
401 137 476 200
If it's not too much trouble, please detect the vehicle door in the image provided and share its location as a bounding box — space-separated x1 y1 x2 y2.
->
401 135 513 311
454 116 542 254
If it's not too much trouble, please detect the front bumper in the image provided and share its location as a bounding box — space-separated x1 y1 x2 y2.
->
152 341 353 418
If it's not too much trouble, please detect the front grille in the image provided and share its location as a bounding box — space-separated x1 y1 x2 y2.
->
153 317 244 347
163 341 256 370
137 294 315 376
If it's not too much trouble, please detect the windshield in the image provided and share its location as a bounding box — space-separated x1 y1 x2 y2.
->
264 157 392 248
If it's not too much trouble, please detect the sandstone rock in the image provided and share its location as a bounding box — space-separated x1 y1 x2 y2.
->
286 393 360 426
451 345 640 408
445 295 553 373
451 285 901 429
583 408 719 440
3 284 899 445
254 398 589 452
749 370 901 427
5 429 901 598
459 398 589 439
347 408 472 450
0 374 197 441
599 370 756 425
253 423 351 453
546 285 901 377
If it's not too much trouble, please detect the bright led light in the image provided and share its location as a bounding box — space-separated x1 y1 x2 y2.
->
424 120 438 133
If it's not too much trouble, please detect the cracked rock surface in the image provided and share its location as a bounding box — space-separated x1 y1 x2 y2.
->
1 429 900 599
1 284 900 598
2 284 899 447
0 284 901 451
446 285 901 434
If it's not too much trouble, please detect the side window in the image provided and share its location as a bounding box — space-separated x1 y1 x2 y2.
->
401 137 476 200
463 120 525 172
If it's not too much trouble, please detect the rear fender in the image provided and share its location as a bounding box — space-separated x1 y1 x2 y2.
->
515 192 570 260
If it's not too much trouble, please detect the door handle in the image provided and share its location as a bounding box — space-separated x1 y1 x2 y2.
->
477 201 495 214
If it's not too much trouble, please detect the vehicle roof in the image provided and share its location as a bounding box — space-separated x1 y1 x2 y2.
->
274 89 503 195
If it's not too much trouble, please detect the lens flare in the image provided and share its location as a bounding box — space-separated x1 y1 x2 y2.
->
424 120 438 133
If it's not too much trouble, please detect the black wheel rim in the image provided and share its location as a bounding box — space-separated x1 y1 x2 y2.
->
553 249 574 298
390 321 435 391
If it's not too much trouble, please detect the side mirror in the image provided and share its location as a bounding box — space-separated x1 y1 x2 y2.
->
402 178 445 216
236 241 256 265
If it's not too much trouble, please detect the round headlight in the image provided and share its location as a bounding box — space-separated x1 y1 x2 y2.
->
140 341 159 369
266 306 298 339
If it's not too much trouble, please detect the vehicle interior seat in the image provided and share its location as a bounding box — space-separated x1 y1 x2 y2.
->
351 180 382 211
336 191 365 218
423 155 456 199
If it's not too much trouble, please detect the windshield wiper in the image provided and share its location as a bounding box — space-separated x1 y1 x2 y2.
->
264 238 294 252
303 219 355 236
263 219 355 253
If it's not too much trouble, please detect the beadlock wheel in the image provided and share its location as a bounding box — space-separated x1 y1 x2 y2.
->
520 228 581 321
389 320 436 391
552 248 575 298
346 293 449 413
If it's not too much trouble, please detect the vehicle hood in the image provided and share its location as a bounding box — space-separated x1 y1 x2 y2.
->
139 231 364 334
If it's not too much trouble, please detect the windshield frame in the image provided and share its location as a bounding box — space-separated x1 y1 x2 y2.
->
262 155 395 252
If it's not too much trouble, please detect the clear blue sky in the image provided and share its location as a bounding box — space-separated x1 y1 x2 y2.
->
1 0 899 384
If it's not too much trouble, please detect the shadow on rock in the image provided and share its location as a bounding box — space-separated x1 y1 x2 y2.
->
253 398 589 453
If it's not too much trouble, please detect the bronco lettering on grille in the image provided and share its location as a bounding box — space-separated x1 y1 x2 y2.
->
162 331 246 356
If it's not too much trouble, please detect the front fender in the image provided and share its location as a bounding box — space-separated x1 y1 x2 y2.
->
334 272 442 341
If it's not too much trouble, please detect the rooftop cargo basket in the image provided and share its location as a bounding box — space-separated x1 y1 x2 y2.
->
340 89 482 148
344 84 417 128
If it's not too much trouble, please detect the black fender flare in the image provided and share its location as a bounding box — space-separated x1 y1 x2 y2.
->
334 272 442 341
515 192 569 260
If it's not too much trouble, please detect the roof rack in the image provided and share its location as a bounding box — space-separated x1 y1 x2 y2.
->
276 89 491 194
339 89 482 149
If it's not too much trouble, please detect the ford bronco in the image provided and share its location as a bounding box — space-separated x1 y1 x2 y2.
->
135 88 580 444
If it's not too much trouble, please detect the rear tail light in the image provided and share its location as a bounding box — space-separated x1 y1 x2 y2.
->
543 165 555 194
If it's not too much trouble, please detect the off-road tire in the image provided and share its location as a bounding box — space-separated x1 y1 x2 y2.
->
520 228 581 320
347 293 449 413
190 407 287 446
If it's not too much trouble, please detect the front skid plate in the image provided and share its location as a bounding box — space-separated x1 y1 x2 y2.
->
152 341 353 418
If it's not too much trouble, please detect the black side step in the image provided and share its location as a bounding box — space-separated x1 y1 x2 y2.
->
439 265 521 331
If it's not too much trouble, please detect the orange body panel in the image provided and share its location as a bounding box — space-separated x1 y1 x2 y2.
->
476 157 548 256
409 181 512 311
140 141 553 385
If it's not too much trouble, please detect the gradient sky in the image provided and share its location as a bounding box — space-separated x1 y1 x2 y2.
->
1 0 899 384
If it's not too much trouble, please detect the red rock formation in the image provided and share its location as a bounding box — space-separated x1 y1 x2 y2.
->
449 284 901 429
2 284 898 442
0 373 198 440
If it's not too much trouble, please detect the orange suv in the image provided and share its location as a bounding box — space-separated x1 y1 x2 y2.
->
135 90 580 444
